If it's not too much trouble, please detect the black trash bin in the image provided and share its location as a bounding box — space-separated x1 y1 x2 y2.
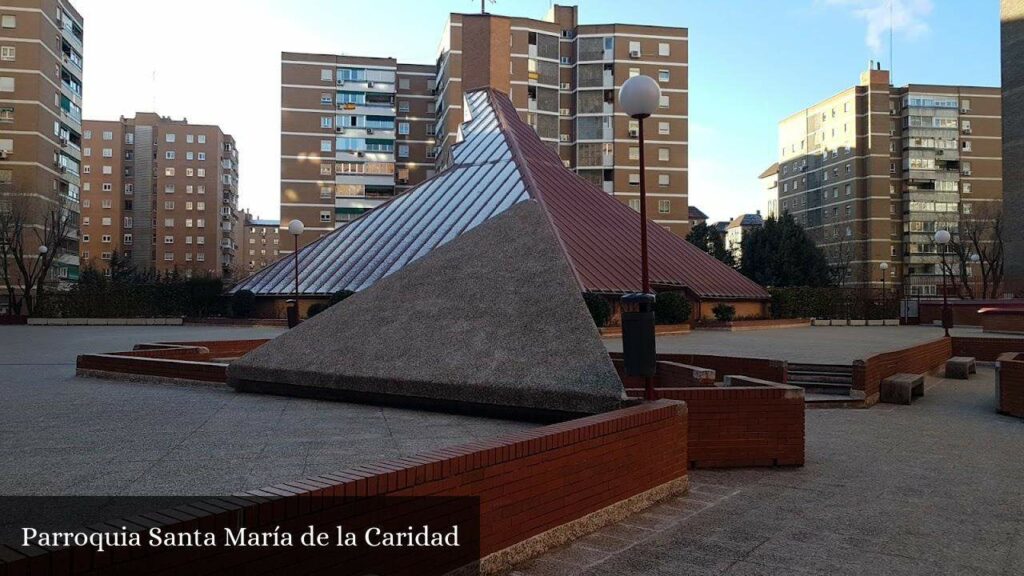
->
621 292 656 377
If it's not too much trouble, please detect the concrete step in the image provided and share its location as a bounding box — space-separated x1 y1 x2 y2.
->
788 381 853 396
788 372 854 385
788 363 853 375
804 393 864 408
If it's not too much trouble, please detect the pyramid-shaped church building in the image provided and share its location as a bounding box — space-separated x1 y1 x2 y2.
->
233 88 769 317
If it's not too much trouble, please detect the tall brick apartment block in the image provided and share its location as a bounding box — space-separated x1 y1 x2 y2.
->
774 65 1001 294
79 114 241 279
1002 0 1024 289
0 0 84 309
280 4 688 250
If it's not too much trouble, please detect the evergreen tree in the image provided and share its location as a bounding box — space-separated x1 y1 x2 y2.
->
740 213 832 287
685 222 735 267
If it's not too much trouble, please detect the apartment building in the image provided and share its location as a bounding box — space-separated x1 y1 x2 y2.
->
0 0 84 306
775 64 1001 294
280 53 436 248
280 4 689 248
239 211 280 274
724 212 764 262
79 114 241 278
434 5 689 235
1003 0 1024 287
759 163 779 219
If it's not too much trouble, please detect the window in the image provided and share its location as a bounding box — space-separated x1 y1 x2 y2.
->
82 234 90 242
320 211 331 223
659 95 669 108
164 236 174 244
101 217 111 226
164 252 174 262
658 174 670 187
398 101 410 113
628 67 640 78
101 183 112 192
102 131 113 141
197 135 206 144
101 199 112 208
123 217 133 228
196 236 205 245
320 116 332 129
164 201 174 210
165 133 175 143
164 184 175 194
197 152 205 160
165 167 175 176
398 144 409 158
82 199 90 208
82 183 90 192
321 68 332 81
399 78 410 90
123 234 133 244
845 184 851 196
658 148 669 161
0 77 12 92
321 186 333 199
0 107 13 122
186 168 194 177
963 182 972 194
186 151 194 160
165 151 175 160
196 252 205 262
185 201 193 210
102 166 112 175
1 46 14 61
628 199 641 211
82 216 90 226
658 70 670 83
197 185 205 194
398 122 410 135
629 41 641 55
101 235 111 243
962 140 972 152
658 199 671 213
186 134 194 143
321 93 333 105
1 15 16 28
196 201 205 211
658 122 669 135
164 218 174 227
197 168 205 177
320 164 332 176
197 218 205 228
629 146 639 161
628 173 640 185
320 140 332 152
658 43 670 56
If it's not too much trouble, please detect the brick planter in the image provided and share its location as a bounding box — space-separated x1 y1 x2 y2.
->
997 352 1024 418
853 338 952 406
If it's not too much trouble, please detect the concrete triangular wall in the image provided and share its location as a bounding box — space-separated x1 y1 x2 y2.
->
227 201 626 418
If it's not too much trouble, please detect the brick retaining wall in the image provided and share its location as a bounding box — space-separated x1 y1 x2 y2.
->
0 401 688 575
625 380 804 468
997 353 1024 418
609 352 787 384
952 336 1024 361
853 338 952 406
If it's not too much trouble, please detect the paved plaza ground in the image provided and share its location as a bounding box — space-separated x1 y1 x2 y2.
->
2 325 1022 574
606 324 1017 364
0 325 530 497
515 367 1024 576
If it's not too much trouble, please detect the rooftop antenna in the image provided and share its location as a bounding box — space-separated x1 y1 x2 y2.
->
478 0 496 14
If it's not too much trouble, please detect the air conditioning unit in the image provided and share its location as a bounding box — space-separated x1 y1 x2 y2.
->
368 81 375 88
336 127 344 133
357 151 365 157
366 128 374 134
962 170 972 176
960 107 970 113
338 79 345 86
59 136 69 147
398 178 408 184
0 149 8 160
560 82 570 90
628 129 638 138
559 134 569 142
629 49 641 58
962 128 972 134
58 165 66 173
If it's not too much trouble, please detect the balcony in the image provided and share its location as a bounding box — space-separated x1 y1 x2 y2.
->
336 79 395 94
336 173 394 187
336 102 396 117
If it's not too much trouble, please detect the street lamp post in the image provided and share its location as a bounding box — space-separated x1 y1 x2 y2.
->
970 252 980 299
619 75 662 401
934 229 951 337
880 261 889 321
287 219 305 328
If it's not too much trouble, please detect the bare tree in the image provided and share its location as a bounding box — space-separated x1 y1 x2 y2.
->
939 205 1005 300
0 184 76 315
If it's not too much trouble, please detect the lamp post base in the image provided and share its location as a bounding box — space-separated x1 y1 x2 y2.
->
286 299 299 329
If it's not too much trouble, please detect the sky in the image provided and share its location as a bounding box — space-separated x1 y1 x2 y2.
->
74 0 1001 223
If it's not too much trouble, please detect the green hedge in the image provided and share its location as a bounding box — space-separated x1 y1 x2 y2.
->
769 286 899 320
35 268 227 318
654 291 691 325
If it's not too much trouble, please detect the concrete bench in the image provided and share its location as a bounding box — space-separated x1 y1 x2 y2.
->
945 357 977 380
880 373 924 405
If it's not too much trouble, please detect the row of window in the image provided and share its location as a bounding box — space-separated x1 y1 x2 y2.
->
626 199 674 214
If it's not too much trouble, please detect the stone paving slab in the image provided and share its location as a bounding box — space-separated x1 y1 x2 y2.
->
512 367 1024 576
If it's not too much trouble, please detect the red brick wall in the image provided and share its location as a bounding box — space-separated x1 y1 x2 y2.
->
951 336 1024 361
77 353 228 383
625 385 804 468
612 358 715 388
853 338 951 406
610 352 787 384
980 312 1024 334
997 353 1024 418
1 401 688 574
918 300 1024 326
